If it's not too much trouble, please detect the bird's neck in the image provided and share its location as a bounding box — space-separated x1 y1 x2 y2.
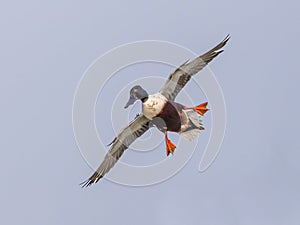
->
141 97 148 103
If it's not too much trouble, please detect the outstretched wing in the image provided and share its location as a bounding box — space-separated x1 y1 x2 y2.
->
81 114 150 187
160 35 230 101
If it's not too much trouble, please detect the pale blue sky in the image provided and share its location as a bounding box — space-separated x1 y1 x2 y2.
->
1 1 300 224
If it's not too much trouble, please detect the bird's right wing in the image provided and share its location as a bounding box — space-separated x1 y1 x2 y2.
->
81 114 150 187
160 35 230 101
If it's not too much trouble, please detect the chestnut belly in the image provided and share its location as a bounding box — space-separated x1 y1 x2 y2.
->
152 101 182 132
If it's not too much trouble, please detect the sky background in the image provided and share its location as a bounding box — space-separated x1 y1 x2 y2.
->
1 0 300 224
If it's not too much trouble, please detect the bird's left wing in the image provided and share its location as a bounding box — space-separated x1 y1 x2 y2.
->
81 114 150 187
160 35 230 101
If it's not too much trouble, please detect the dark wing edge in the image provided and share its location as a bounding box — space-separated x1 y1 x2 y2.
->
80 114 150 188
160 35 230 101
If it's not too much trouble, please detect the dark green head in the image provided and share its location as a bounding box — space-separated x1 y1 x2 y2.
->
124 85 148 109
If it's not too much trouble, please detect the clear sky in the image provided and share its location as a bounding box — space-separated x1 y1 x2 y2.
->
1 0 300 224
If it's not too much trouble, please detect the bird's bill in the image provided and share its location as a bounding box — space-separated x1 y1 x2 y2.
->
124 96 136 109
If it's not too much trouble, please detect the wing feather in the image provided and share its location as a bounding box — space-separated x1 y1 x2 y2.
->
160 35 230 101
81 114 150 187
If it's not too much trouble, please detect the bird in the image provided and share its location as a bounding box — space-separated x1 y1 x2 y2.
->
81 35 230 187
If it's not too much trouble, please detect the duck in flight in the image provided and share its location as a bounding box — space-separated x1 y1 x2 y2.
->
81 35 230 187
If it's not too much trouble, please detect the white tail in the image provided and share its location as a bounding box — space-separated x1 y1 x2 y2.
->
180 110 204 140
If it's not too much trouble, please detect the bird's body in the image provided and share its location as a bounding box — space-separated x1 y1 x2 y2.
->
81 35 230 187
142 93 168 120
153 100 183 132
144 94 203 134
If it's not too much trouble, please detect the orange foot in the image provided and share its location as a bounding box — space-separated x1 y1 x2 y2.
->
165 133 176 156
193 102 208 116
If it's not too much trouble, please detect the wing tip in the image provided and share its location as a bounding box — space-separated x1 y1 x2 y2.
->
223 34 231 44
80 173 103 188
209 34 230 57
217 34 231 51
79 180 90 188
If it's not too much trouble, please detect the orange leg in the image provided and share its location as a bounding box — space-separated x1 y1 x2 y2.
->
185 102 208 116
165 131 176 156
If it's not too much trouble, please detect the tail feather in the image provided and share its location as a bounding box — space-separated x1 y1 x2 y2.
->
187 110 203 128
180 110 204 140
180 129 201 141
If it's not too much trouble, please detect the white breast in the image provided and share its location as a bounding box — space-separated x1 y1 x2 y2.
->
142 93 167 119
